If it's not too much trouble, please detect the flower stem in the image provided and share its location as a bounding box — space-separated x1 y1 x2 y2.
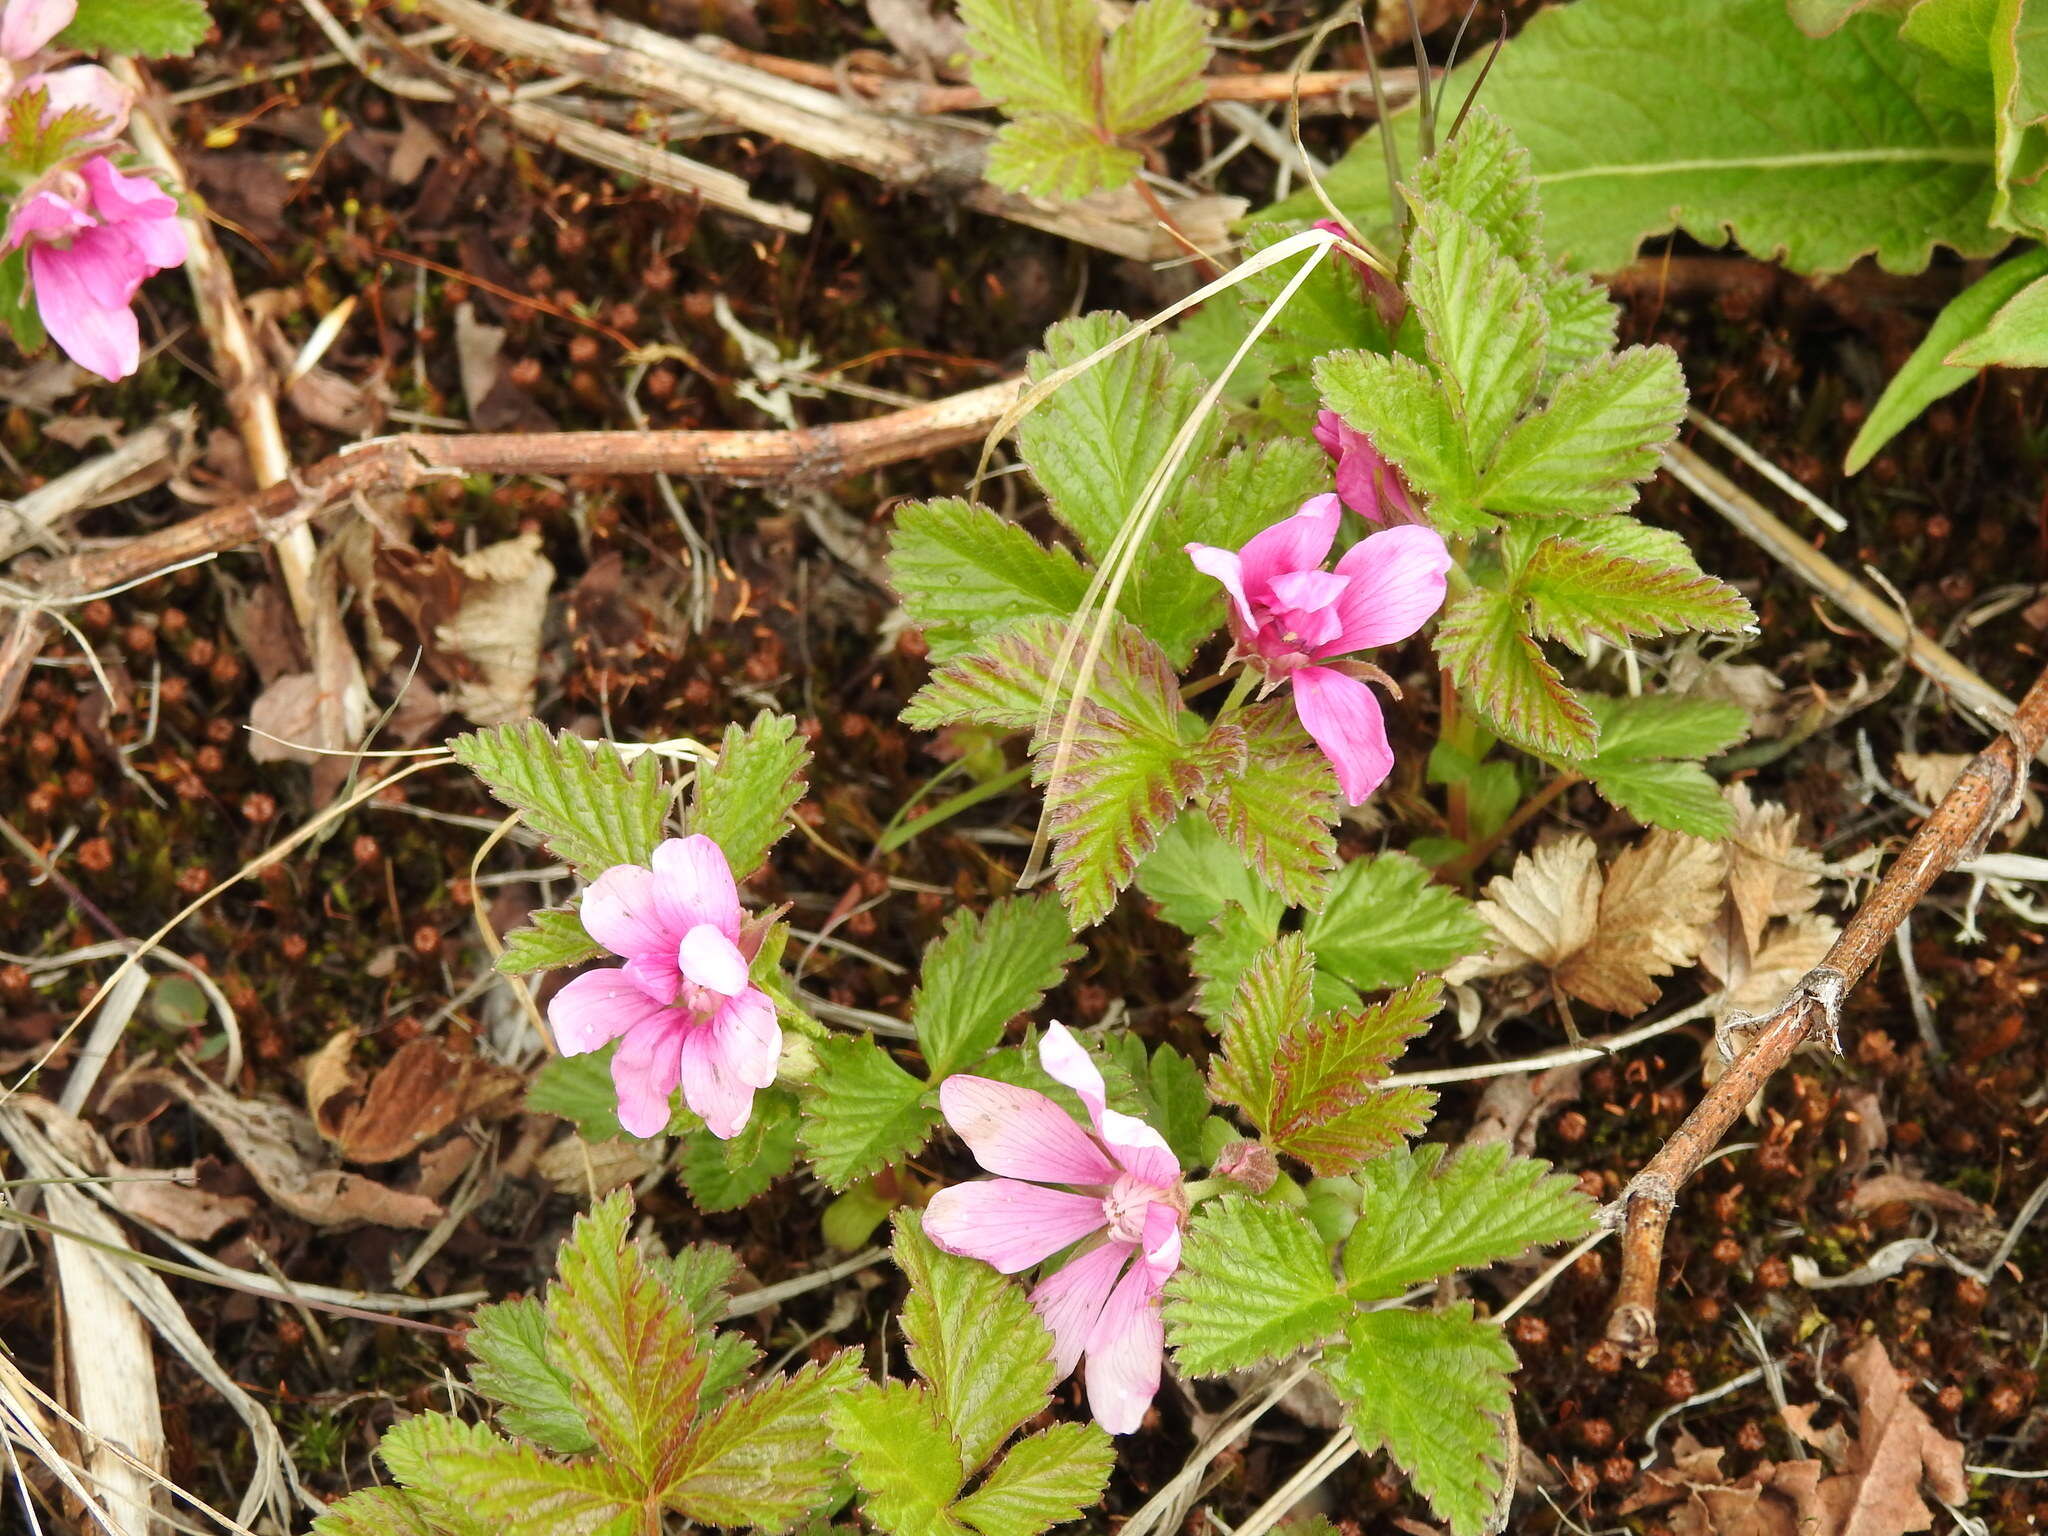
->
1216 668 1260 722
1180 1177 1230 1207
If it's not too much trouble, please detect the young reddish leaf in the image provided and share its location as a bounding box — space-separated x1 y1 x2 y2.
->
1202 702 1340 909
1266 981 1440 1176
664 1353 861 1530
1435 585 1596 758
1519 537 1753 655
1208 933 1315 1127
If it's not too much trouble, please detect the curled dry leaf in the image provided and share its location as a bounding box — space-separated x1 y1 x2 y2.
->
303 1029 523 1165
1454 831 1724 1018
1816 1336 1969 1536
1895 750 2042 843
1700 786 1840 1029
534 1131 661 1195
15 1096 255 1241
132 1068 445 1230
1842 1174 1985 1220
1621 1431 1826 1536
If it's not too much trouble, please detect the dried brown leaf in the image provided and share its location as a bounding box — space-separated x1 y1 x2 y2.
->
304 1031 522 1165
1724 785 1824 955
1472 834 1602 970
1624 1432 1827 1536
440 531 553 724
1843 1175 1985 1219
1815 1336 1968 1536
1896 750 2042 843
1703 911 1840 1021
1556 830 1725 1016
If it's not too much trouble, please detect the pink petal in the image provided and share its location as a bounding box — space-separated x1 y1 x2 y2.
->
1185 544 1255 631
1267 569 1348 614
678 1021 754 1139
621 952 680 1006
1 0 75 59
922 1179 1107 1274
1037 1022 1110 1135
1292 665 1395 806
1135 1203 1183 1286
1029 1240 1131 1377
679 922 748 997
650 834 741 940
1334 432 1415 526
547 966 675 1056
1324 524 1452 654
29 242 140 380
938 1075 1118 1185
8 188 89 248
580 863 678 964
1082 1260 1167 1435
708 986 781 1089
1097 1109 1180 1190
78 157 176 225
25 65 128 137
1312 408 1345 461
1236 494 1341 597
614 1018 686 1138
1038 1025 1180 1188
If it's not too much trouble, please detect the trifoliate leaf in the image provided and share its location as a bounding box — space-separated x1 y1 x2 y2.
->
987 114 1142 200
1135 813 1287 936
451 723 669 875
677 1089 800 1211
799 1037 940 1189
664 1353 860 1529
1164 1197 1346 1374
889 499 1092 663
496 906 604 975
1132 439 1331 666
692 711 808 881
1341 1142 1597 1300
1209 934 1316 1126
911 896 1079 1079
1406 200 1547 463
830 1381 969 1535
1518 538 1754 656
1202 701 1340 910
467 1297 593 1454
1300 853 1488 994
1321 1305 1517 1536
894 1214 1058 1475
958 0 1100 119
1267 982 1439 1176
1099 0 1209 133
951 1423 1115 1536
1316 349 1481 533
1435 585 1596 758
1019 314 1216 564
546 1192 706 1486
57 0 210 56
1481 348 1686 518
377 1413 631 1536
526 1047 625 1143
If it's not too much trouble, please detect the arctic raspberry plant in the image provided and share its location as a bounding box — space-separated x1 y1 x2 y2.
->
358 107 1736 1536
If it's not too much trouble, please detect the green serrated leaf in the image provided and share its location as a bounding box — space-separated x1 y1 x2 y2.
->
953 1422 1115 1536
1132 439 1331 666
1585 758 1734 837
1341 1143 1596 1301
665 1354 860 1530
831 1381 969 1536
1099 0 1208 133
467 1297 594 1455
959 0 1099 119
1435 585 1596 758
546 1192 705 1486
1848 246 2048 471
1539 271 1622 388
1406 200 1547 462
1164 1197 1346 1374
1139 1041 1210 1166
889 499 1092 663
912 896 1079 1079
1267 981 1439 1176
693 711 808 881
1314 349 1481 531
800 1037 941 1189
1321 1305 1517 1536
895 1213 1058 1475
379 1413 631 1536
1190 900 1284 1019
1520 537 1753 654
1202 701 1340 909
57 0 210 55
986 114 1142 200
496 907 603 975
677 1089 800 1211
1410 106 1545 270
1135 813 1287 936
451 724 670 875
1209 933 1312 1125
1019 314 1215 563
1300 853 1488 994
311 1486 451 1536
1481 347 1686 517
1582 694 1749 762
903 624 1056 732
526 1047 626 1143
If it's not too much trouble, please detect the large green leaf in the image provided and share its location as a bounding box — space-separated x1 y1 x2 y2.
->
1276 0 2003 276
911 896 1079 1079
466 1297 593 1454
799 1038 940 1189
1163 1197 1347 1374
1480 348 1686 518
450 724 669 875
1135 812 1287 936
889 499 1092 662
1300 853 1488 993
831 1382 970 1536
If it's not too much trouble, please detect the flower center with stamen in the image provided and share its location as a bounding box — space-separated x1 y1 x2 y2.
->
1101 1174 1159 1245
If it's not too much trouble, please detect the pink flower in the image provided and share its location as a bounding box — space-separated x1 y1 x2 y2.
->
1313 409 1418 526
925 1023 1184 1435
0 0 73 60
1186 494 1451 805
5 156 185 381
547 834 782 1141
